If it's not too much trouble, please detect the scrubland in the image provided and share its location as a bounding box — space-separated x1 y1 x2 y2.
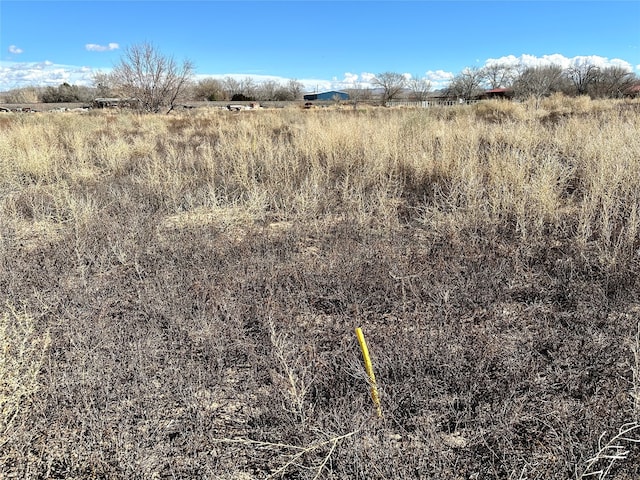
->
1 95 640 479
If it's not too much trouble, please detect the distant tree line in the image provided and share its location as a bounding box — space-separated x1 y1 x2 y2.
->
191 77 304 102
445 62 638 101
1 76 305 106
1 42 638 109
1 83 96 104
365 62 638 106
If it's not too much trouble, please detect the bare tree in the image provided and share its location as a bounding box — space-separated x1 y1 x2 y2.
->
248 79 302 102
372 72 407 106
110 42 194 113
92 72 114 97
272 86 292 101
193 78 225 101
407 76 432 101
222 77 257 101
589 67 637 98
345 81 372 109
345 87 372 101
223 76 241 99
3 86 42 103
239 77 257 99
480 63 517 89
513 65 568 103
446 67 484 101
256 80 279 101
287 79 304 100
566 60 599 95
271 80 304 101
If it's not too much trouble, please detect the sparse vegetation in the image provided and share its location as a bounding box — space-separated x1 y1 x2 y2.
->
1 86 43 104
1 305 50 445
108 42 195 113
0 98 639 478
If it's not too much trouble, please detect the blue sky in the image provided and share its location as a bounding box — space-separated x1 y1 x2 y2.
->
1 1 639 92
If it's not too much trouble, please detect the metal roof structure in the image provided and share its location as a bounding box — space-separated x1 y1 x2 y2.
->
303 91 350 101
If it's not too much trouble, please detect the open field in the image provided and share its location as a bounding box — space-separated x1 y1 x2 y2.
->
1 96 640 479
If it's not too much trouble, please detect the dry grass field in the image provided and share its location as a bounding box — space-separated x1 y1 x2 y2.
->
1 95 640 479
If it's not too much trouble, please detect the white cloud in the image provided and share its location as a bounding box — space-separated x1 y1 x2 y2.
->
341 72 359 85
0 61 99 90
8 45 24 55
360 72 376 84
326 72 376 90
424 70 455 90
85 43 119 52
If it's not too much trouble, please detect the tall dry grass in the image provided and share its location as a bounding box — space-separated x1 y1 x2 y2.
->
0 305 50 446
1 98 638 260
1 97 640 478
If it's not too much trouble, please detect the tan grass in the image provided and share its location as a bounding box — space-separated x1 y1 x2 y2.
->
2 102 638 262
2 102 640 477
0 304 50 447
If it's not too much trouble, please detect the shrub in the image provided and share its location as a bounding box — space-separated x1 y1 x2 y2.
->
0 305 50 439
39 83 93 103
473 99 525 123
231 93 255 102
2 87 42 104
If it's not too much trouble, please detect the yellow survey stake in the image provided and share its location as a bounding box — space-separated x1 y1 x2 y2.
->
355 327 382 418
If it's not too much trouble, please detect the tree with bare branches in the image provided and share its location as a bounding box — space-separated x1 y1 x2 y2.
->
589 67 637 98
92 71 114 98
372 72 407 106
192 78 226 101
480 63 517 89
407 76 432 101
110 42 194 113
566 60 599 95
512 65 568 102
446 67 484 101
286 79 304 100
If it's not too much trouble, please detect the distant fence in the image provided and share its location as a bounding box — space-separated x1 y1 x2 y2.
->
387 99 481 108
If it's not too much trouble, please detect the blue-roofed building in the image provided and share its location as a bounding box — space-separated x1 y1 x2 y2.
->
303 90 350 101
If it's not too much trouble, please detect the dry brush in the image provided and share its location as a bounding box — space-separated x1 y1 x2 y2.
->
0 97 639 478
